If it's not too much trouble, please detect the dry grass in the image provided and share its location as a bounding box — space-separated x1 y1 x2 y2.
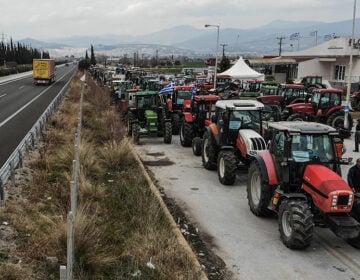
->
0 71 203 280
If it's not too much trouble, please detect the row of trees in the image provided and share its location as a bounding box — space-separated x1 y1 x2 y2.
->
0 38 50 66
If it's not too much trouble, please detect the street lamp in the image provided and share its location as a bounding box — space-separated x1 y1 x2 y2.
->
205 24 220 90
345 0 357 129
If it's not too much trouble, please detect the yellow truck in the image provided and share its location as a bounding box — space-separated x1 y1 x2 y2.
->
33 59 56 85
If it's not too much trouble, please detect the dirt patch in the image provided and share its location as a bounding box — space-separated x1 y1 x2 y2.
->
146 152 165 157
142 158 175 166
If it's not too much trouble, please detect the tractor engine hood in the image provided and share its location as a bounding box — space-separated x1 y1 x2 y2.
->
302 164 354 213
237 129 266 158
144 110 158 119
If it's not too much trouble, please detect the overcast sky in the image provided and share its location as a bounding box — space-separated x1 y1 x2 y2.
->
0 0 357 41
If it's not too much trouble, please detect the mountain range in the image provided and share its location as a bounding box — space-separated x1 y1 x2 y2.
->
17 18 360 58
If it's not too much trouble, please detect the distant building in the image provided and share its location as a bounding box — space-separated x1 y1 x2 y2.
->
281 37 360 90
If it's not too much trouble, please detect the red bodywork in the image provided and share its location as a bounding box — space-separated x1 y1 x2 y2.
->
183 112 193 122
257 95 282 106
236 135 247 158
208 123 219 136
258 150 279 185
302 165 354 213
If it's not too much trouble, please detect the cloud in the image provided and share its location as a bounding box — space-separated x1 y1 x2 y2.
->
0 0 354 40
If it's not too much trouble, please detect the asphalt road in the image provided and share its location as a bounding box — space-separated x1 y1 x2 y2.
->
134 134 360 280
0 64 77 167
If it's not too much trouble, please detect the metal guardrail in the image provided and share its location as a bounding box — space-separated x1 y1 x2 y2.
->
0 71 76 205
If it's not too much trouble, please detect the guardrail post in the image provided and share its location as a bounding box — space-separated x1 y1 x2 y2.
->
18 150 23 170
10 161 15 187
0 180 5 206
70 180 77 218
67 211 74 280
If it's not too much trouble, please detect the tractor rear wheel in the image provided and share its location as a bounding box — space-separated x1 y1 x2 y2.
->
180 120 193 147
164 122 172 144
327 110 353 137
171 114 180 135
192 137 202 156
247 161 274 216
202 131 217 170
278 199 314 249
287 113 305 121
132 123 140 145
217 150 238 185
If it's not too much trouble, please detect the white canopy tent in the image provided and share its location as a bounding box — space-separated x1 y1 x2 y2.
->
217 57 264 80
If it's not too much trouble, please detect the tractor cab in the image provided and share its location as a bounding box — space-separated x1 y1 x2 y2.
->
311 89 342 116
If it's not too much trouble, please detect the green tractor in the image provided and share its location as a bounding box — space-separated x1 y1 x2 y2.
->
127 91 172 144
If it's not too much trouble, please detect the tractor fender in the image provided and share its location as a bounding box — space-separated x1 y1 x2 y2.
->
183 112 194 123
219 146 234 151
255 150 279 185
204 125 220 145
278 193 308 205
325 106 343 117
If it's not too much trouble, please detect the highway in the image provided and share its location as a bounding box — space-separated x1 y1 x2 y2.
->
0 64 77 167
135 136 360 280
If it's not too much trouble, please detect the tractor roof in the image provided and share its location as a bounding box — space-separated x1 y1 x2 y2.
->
267 121 338 134
135 90 158 96
216 100 264 110
194 94 220 102
312 88 344 94
279 84 305 89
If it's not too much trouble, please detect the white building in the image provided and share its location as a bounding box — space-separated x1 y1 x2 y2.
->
281 37 360 90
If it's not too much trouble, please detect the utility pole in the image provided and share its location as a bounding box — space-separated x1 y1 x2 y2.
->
220 43 228 57
276 36 286 56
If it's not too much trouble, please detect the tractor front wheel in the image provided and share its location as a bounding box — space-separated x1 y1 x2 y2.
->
132 123 140 145
217 150 238 185
278 199 314 249
126 111 134 136
201 131 217 170
192 137 202 156
180 120 193 147
247 161 274 216
164 122 172 144
171 113 180 135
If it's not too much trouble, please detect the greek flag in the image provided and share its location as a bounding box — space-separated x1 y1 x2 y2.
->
159 82 175 94
324 33 335 41
191 84 197 98
290 32 300 40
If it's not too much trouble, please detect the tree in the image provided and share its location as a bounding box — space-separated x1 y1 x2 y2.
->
85 50 89 60
78 59 91 71
219 56 230 73
90 45 96 65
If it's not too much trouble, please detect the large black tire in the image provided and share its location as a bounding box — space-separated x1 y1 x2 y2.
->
247 161 274 217
164 122 172 144
287 113 305 121
192 137 202 156
180 120 193 147
126 111 134 136
171 113 180 135
132 123 140 145
201 131 217 170
347 198 360 248
326 110 353 138
278 199 314 249
217 150 238 185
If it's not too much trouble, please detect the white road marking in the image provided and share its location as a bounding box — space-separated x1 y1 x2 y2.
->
19 86 25 90
0 94 6 98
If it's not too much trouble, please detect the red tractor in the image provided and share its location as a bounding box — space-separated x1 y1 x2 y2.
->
247 121 360 249
300 75 326 93
282 89 353 138
159 85 194 135
256 84 307 122
180 94 220 156
201 100 267 185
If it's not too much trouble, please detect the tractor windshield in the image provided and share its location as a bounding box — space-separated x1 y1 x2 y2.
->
176 91 192 105
291 134 335 162
137 95 158 109
229 110 261 134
